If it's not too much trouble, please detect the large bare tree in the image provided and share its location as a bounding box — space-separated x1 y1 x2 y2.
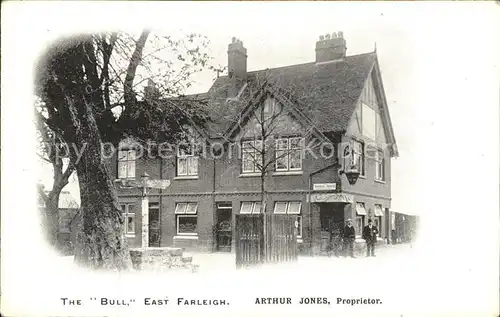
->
35 30 212 269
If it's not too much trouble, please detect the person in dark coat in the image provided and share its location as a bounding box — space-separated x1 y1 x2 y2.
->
342 219 356 258
363 219 379 257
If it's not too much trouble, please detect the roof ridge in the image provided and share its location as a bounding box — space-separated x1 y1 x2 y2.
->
214 51 377 81
247 51 376 74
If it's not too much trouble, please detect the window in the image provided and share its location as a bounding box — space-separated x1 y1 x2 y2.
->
274 202 288 214
352 140 365 176
355 216 363 238
355 202 367 237
175 202 198 235
375 149 385 181
176 126 199 177
121 204 135 236
374 205 383 236
241 139 263 173
273 201 302 238
373 217 381 237
374 204 384 217
275 137 303 172
118 149 136 179
263 98 282 118
239 202 262 214
356 202 367 216
177 144 198 177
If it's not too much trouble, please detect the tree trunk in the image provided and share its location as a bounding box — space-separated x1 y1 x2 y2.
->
261 170 269 262
74 150 131 270
43 37 131 270
43 192 60 247
71 86 131 270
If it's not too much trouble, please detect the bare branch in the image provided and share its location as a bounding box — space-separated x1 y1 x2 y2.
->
123 29 151 105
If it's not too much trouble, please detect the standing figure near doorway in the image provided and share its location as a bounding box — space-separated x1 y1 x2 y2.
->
343 219 356 258
363 219 379 257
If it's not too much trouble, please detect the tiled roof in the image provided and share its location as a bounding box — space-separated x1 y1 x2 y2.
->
203 52 377 137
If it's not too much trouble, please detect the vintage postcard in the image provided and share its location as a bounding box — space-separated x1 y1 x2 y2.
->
1 1 499 317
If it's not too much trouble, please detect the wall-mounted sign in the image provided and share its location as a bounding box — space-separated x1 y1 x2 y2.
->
309 193 354 204
313 183 336 191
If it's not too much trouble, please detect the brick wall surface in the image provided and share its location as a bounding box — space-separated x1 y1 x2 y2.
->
107 129 392 254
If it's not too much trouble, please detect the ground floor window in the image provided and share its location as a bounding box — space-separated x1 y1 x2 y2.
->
373 217 381 236
240 201 262 214
175 202 198 235
355 202 367 237
273 201 302 238
373 204 384 237
120 204 136 237
355 216 364 237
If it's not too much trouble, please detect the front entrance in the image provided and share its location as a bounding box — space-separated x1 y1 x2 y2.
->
148 202 161 247
215 202 232 252
319 203 345 254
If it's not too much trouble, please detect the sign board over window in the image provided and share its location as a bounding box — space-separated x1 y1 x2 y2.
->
309 193 354 203
313 183 336 191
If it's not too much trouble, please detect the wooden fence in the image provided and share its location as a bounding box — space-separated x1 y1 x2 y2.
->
235 213 298 268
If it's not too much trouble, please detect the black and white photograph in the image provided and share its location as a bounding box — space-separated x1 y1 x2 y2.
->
1 2 499 317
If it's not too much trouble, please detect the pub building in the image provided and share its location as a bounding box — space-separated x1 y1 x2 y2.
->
86 33 399 255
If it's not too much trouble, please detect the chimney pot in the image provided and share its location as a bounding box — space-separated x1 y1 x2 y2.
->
332 32 337 38
319 35 325 41
338 31 344 38
325 34 331 40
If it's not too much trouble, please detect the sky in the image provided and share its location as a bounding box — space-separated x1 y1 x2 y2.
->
2 2 499 317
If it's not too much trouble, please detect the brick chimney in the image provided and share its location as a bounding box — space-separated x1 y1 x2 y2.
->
227 37 247 97
315 31 347 63
144 79 160 101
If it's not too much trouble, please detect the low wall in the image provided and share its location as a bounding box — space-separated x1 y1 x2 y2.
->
129 247 198 272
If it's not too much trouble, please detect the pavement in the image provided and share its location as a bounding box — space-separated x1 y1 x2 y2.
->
21 242 495 317
186 242 417 274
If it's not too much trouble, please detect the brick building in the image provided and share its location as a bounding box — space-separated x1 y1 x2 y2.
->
109 33 399 255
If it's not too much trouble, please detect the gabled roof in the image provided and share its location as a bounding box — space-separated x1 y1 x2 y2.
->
204 52 377 138
223 82 333 145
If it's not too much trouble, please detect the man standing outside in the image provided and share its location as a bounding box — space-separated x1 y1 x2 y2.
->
363 219 379 257
342 219 356 258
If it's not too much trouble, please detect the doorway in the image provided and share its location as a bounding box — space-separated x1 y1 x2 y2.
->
148 202 161 247
215 202 232 252
319 203 345 254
